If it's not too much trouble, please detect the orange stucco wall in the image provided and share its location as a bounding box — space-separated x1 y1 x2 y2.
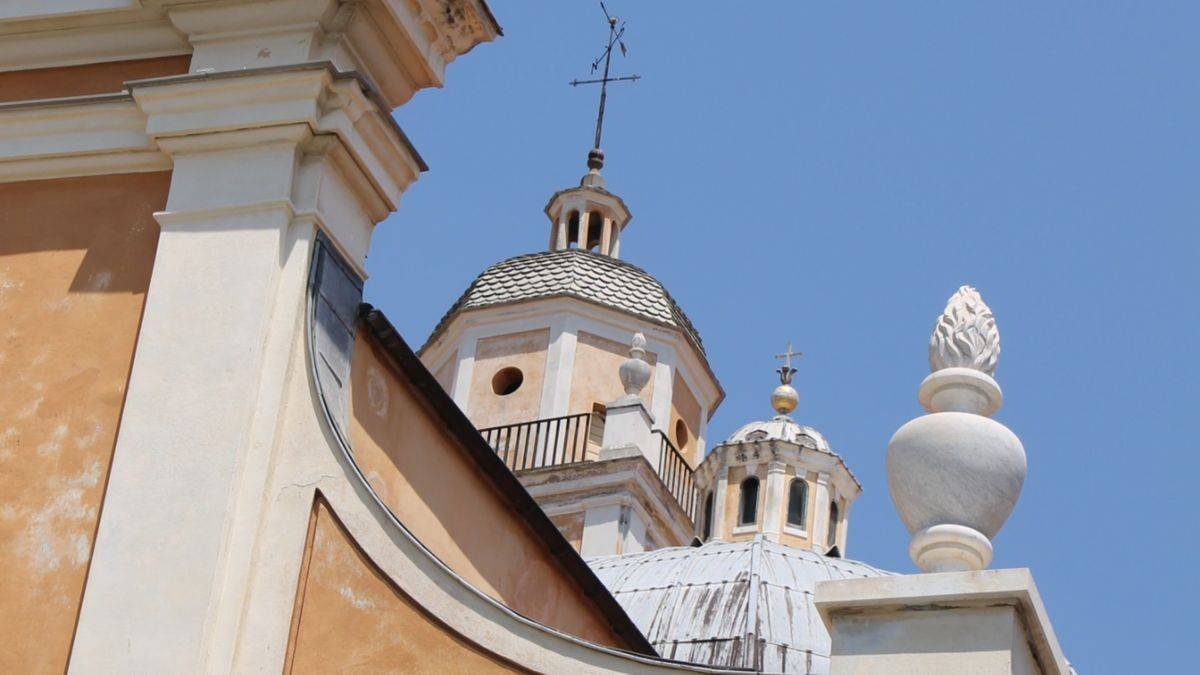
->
669 371 702 465
348 331 626 649
286 497 527 674
0 172 169 674
549 511 585 552
433 349 457 394
0 55 191 104
568 330 657 416
467 329 549 429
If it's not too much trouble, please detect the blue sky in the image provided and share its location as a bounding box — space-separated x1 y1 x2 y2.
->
365 3 1199 671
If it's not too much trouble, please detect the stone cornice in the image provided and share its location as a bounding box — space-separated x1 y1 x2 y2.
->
0 0 501 109
0 63 421 225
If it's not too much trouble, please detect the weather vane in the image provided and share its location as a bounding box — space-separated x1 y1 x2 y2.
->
570 2 640 168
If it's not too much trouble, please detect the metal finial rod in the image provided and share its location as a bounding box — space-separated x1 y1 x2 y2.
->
569 3 639 166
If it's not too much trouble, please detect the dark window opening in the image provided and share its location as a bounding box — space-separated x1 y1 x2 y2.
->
787 479 808 528
739 476 759 526
827 500 839 549
702 491 714 541
491 367 524 396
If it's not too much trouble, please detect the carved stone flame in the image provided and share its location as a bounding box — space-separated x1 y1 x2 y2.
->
619 333 652 397
929 285 1000 376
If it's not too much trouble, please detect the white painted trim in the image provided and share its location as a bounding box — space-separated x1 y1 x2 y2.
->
783 525 809 539
538 314 578 418
732 524 759 536
449 329 478 412
650 357 674 434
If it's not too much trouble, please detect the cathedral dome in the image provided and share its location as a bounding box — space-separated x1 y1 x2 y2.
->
422 248 704 353
727 414 831 451
589 538 890 673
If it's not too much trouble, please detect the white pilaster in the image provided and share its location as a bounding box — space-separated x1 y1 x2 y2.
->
812 471 832 552
694 405 710 465
450 331 479 413
762 461 787 543
711 463 730 541
610 224 621 258
650 356 674 432
580 503 624 558
539 315 578 418
72 125 313 673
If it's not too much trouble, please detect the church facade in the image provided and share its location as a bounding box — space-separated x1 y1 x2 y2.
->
0 2 1070 673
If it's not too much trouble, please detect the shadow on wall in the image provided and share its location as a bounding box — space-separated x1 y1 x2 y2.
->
0 174 166 294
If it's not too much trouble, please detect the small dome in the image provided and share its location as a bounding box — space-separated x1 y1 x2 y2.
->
420 249 703 354
727 414 831 451
589 538 890 673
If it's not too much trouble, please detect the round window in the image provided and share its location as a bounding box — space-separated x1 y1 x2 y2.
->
674 419 689 449
491 367 524 396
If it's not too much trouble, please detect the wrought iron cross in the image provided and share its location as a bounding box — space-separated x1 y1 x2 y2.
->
570 2 640 153
775 343 802 385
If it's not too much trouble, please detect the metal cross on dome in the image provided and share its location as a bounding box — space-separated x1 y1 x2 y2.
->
569 2 641 156
775 342 802 385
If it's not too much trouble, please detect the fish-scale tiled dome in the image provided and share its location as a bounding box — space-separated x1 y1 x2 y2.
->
421 249 703 352
589 538 890 674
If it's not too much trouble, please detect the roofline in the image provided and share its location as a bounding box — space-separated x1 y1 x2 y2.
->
359 304 658 657
417 249 725 414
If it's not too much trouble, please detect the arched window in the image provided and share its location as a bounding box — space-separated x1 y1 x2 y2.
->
586 211 604 251
739 476 760 526
566 211 580 248
702 491 714 541
827 500 839 548
786 479 808 529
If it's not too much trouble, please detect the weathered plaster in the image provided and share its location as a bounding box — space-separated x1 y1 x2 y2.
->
286 497 525 673
0 171 168 674
467 328 550 429
570 329 658 416
349 331 625 648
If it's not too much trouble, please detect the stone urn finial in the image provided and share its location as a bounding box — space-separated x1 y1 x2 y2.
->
887 286 1027 573
618 333 651 399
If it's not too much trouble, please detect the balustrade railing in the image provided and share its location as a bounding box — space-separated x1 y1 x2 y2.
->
479 412 594 472
478 413 700 524
654 430 699 522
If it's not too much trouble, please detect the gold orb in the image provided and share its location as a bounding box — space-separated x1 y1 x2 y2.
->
771 384 798 415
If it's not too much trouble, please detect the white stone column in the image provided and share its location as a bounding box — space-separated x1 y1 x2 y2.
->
555 214 569 250
762 461 787 543
610 224 621 258
600 216 613 254
811 471 832 552
577 211 590 249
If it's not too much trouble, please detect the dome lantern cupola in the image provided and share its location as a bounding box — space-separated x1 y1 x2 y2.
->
693 346 861 555
544 162 632 258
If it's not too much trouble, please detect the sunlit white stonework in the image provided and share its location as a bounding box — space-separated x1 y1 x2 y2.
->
929 285 1001 376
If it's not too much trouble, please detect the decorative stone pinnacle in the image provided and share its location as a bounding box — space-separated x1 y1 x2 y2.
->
619 332 651 397
929 285 1000 376
888 286 1026 574
581 148 606 188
